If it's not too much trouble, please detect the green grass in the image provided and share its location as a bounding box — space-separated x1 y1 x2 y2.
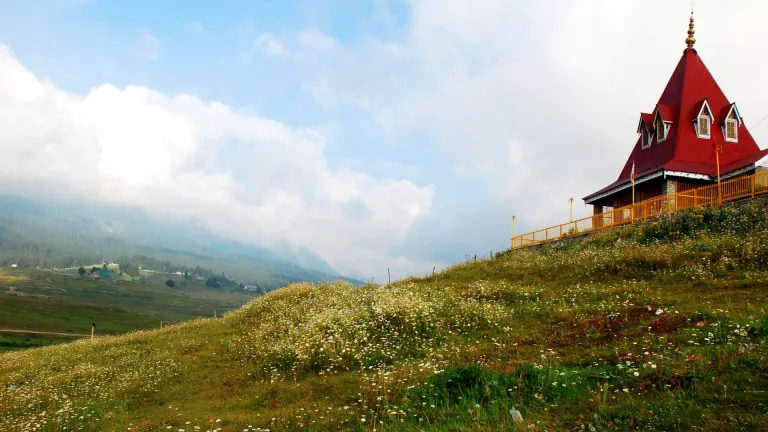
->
0 332 78 351
2 202 768 431
0 267 254 352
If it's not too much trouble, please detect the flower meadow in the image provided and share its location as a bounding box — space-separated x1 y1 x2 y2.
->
2 202 768 431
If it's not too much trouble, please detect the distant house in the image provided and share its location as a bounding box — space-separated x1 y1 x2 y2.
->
9 264 18 268
90 269 112 280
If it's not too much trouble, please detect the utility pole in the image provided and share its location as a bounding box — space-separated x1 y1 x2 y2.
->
569 198 574 222
715 142 723 205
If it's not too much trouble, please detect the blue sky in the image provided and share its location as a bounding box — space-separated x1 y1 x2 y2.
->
0 0 767 280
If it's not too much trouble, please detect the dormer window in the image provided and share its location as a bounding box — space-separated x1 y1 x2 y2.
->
724 110 738 142
640 127 650 149
698 114 710 138
652 106 673 144
694 100 713 139
656 116 669 142
725 115 737 140
637 114 654 150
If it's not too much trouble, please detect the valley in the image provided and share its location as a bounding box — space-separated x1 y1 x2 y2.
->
0 266 254 352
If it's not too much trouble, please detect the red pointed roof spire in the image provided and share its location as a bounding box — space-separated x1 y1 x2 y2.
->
583 12 767 205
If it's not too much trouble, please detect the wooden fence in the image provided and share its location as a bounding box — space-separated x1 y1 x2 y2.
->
511 170 768 249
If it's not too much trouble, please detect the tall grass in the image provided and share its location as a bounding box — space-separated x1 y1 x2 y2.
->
2 202 768 431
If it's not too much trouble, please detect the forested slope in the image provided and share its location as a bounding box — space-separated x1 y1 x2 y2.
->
0 196 361 289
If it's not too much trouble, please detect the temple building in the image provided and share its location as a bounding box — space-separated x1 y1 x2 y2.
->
582 13 768 215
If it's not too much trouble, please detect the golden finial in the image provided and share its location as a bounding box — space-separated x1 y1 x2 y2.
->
685 10 696 49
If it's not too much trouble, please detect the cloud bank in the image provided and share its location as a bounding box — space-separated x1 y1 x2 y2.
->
0 44 435 278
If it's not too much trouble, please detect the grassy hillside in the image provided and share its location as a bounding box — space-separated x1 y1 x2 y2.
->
0 267 253 352
2 202 768 431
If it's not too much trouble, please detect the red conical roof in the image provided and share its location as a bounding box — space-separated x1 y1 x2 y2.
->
584 47 767 202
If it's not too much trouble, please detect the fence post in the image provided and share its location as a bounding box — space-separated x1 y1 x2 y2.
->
752 175 756 198
511 216 516 249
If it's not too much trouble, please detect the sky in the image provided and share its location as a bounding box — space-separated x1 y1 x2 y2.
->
0 0 767 281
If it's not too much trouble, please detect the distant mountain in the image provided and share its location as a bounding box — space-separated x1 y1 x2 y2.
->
347 272 371 283
270 242 340 275
0 196 363 288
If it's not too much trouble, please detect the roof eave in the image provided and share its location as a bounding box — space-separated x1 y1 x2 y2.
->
720 164 754 181
584 165 761 205
583 170 664 204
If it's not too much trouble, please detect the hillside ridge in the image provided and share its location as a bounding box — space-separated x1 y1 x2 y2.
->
2 201 768 431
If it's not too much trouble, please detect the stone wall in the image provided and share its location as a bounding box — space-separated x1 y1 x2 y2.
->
663 178 677 196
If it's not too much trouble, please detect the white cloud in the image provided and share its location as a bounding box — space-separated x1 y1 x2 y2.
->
0 44 436 278
266 0 768 235
254 32 290 57
137 31 161 60
296 28 339 52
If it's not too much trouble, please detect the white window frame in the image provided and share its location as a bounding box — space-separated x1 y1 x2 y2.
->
656 116 667 143
697 115 711 138
652 107 672 144
694 101 713 139
640 125 651 149
637 115 654 149
724 118 738 142
722 105 741 143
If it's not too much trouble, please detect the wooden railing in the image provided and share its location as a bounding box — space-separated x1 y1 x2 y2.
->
511 170 768 249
